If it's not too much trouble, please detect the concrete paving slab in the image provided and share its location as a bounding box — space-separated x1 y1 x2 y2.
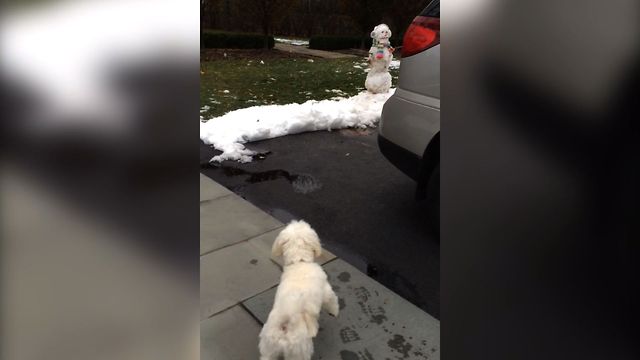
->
200 173 231 202
247 227 337 267
201 305 262 360
243 259 440 360
201 241 281 319
200 195 283 255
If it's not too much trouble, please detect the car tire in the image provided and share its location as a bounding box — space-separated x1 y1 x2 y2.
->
426 162 440 236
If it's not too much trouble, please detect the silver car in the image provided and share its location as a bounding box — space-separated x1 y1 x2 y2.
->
379 0 440 224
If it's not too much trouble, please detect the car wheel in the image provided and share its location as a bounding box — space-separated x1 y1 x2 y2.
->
426 162 440 236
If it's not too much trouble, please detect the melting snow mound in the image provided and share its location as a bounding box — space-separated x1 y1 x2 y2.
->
274 37 309 46
200 89 395 163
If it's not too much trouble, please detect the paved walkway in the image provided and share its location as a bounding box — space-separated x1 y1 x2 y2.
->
200 174 440 359
274 43 357 59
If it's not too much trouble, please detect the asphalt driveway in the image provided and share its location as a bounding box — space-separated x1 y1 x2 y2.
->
200 128 440 318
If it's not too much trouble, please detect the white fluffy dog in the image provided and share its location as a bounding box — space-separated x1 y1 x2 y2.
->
365 23 394 93
259 220 339 360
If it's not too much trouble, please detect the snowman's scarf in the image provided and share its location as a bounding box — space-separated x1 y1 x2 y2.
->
372 38 392 48
369 38 393 59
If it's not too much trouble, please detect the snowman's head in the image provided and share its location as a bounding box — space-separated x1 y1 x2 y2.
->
371 24 392 42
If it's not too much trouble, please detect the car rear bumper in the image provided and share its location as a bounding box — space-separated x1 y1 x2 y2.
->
378 134 422 181
378 89 439 158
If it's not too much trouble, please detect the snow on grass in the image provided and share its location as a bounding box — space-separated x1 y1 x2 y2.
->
200 89 395 163
200 58 400 118
274 37 309 46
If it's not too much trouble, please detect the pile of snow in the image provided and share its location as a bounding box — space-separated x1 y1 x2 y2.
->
274 37 309 46
201 89 395 163
389 60 401 69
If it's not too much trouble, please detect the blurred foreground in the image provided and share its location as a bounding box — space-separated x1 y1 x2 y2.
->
2 1 199 359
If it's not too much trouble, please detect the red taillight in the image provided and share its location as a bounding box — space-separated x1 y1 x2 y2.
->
401 16 440 57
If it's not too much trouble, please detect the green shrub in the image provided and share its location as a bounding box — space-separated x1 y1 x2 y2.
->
309 36 402 50
202 30 274 49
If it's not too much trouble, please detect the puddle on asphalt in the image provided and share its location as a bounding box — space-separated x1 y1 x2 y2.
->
213 164 322 194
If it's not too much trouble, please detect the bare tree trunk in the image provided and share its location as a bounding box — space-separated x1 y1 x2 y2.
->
223 0 231 30
305 0 314 38
200 0 206 48
361 31 368 49
263 13 270 49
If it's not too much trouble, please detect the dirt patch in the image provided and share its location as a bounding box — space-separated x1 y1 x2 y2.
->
340 128 375 137
201 48 312 61
333 48 369 57
333 48 404 59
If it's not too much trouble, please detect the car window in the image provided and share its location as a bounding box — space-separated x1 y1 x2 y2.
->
421 0 440 18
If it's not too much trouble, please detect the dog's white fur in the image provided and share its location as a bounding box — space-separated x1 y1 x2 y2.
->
259 220 339 360
365 23 393 93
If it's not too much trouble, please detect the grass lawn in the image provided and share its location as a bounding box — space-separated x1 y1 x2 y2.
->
200 57 400 119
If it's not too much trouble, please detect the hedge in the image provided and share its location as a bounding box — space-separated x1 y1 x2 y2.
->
309 36 364 50
309 35 402 50
202 30 274 49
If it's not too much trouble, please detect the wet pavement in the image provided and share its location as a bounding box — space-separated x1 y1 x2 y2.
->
200 174 438 360
200 128 439 318
243 259 440 360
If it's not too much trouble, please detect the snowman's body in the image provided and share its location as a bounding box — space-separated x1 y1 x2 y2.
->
365 24 394 94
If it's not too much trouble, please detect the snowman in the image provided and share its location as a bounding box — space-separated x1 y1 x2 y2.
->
365 24 394 93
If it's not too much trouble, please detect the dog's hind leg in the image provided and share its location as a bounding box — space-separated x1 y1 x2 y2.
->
259 349 278 360
322 282 340 317
258 336 280 360
302 311 319 337
259 347 279 360
284 337 313 360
